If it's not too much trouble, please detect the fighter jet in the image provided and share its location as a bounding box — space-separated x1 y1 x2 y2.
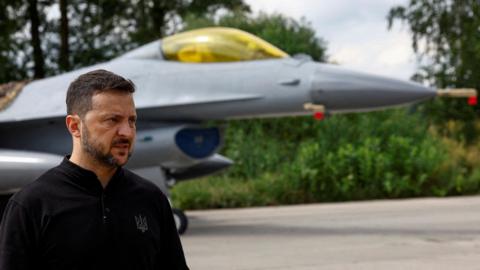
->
0 27 476 233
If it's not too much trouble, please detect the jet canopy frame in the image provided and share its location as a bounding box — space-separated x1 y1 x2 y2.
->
161 27 289 63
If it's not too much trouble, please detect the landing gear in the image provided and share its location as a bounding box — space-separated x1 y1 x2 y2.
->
166 171 188 235
172 208 188 235
132 167 190 234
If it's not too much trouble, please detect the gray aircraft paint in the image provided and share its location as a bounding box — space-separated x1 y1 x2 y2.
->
0 41 435 124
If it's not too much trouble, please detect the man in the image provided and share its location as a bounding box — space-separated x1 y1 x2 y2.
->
0 70 189 269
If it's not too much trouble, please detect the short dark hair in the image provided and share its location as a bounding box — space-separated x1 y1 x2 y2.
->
66 69 135 117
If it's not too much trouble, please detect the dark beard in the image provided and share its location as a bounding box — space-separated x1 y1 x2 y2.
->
81 125 131 168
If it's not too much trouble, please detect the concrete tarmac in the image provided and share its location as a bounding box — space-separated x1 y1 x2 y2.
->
180 196 480 269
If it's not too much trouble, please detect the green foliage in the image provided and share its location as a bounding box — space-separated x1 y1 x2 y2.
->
388 1 480 88
287 129 444 201
0 0 250 83
388 0 480 125
219 117 318 179
0 0 35 81
173 109 480 209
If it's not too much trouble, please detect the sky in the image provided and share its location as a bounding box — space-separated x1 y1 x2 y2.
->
244 0 417 80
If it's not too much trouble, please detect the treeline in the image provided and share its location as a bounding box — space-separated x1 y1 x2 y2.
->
171 0 480 209
0 0 249 82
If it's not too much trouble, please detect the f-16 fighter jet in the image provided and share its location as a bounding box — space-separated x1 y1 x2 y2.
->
0 27 476 234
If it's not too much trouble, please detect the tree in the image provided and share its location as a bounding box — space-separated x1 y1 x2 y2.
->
129 0 250 44
64 0 135 70
0 0 250 83
59 0 69 71
0 0 28 82
388 0 480 139
27 0 45 78
388 0 480 89
0 0 50 81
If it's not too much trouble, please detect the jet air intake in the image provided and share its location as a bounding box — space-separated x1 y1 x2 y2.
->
175 128 220 159
131 126 222 169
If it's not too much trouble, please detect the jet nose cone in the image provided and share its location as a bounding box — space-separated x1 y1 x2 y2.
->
311 64 436 112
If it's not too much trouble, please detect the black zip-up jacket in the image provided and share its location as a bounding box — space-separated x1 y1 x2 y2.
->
0 158 189 270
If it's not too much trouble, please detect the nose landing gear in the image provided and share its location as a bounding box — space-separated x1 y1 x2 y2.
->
131 166 190 235
172 208 188 235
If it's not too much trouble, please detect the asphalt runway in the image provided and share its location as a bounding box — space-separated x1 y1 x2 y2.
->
180 196 480 270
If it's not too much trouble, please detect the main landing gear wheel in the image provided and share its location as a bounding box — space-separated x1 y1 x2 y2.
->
173 208 188 235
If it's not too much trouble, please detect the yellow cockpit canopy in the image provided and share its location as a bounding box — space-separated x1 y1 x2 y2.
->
162 27 289 63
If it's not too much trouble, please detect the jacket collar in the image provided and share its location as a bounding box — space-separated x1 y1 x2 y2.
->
58 156 124 195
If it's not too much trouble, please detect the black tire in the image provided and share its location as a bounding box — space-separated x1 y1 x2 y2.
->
172 208 188 235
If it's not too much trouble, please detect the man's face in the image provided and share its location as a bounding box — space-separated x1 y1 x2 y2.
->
80 91 137 167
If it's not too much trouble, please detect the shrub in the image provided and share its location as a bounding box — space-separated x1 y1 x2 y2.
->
172 108 480 209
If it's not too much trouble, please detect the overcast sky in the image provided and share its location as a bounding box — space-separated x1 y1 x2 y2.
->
244 0 416 80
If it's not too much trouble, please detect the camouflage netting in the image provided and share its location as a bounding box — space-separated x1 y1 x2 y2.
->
0 80 30 111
